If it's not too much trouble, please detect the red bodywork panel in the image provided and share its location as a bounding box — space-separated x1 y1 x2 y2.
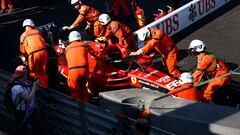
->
128 67 179 91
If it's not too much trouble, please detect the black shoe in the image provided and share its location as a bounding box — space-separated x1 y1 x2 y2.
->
0 9 6 14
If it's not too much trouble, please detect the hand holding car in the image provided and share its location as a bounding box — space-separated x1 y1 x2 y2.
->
62 25 74 30
129 51 138 56
62 26 69 30
129 49 143 56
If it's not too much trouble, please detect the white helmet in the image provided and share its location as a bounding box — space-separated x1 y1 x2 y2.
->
68 31 81 43
137 28 150 41
71 0 82 5
188 39 206 52
179 72 194 84
98 14 111 25
23 19 35 28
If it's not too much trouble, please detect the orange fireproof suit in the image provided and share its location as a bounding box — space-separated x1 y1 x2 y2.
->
65 41 89 101
71 5 100 28
93 20 106 38
140 28 181 78
168 83 201 101
192 52 230 102
105 21 137 51
20 27 48 88
112 0 131 17
1 0 13 10
93 20 113 44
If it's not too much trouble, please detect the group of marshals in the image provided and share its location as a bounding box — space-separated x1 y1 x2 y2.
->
17 0 230 104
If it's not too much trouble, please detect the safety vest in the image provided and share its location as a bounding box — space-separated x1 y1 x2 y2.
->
65 41 89 70
20 28 46 55
142 28 175 56
73 5 100 27
108 21 132 39
195 52 220 81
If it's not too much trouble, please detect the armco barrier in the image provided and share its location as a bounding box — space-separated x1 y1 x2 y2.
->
134 0 231 48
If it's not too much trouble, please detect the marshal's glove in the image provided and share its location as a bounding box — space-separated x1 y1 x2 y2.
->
62 25 74 30
95 36 107 43
62 26 69 30
129 49 143 56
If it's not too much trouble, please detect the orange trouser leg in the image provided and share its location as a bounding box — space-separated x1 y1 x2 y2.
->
202 76 230 102
93 21 106 38
68 69 89 102
1 0 12 10
38 66 48 89
165 48 181 78
112 0 120 16
119 0 130 16
1 0 6 10
28 53 35 78
28 51 49 88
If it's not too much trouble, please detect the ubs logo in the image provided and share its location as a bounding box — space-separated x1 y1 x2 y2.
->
188 0 216 22
188 4 197 22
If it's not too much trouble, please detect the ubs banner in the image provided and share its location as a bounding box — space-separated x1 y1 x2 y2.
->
135 0 231 48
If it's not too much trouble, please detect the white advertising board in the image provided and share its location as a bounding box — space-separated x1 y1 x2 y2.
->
135 0 231 48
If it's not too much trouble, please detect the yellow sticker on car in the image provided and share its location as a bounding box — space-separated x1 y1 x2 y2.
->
131 77 137 84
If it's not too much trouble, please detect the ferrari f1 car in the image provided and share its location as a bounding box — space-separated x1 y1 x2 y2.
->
16 22 240 107
52 37 179 95
33 22 179 95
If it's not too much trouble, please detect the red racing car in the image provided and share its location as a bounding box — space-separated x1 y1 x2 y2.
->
13 21 179 96
53 39 179 95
